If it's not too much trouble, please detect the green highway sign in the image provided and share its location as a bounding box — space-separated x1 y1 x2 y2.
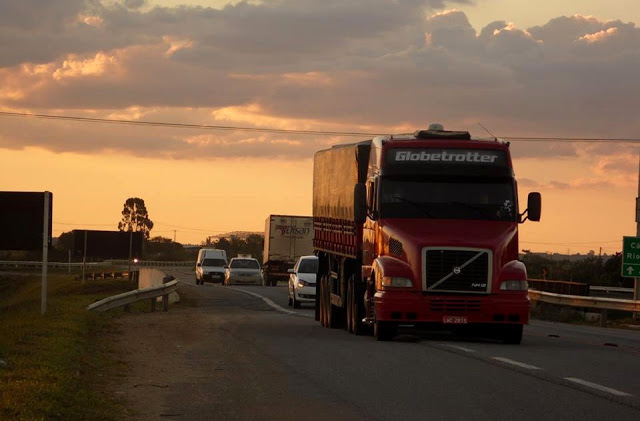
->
622 236 640 277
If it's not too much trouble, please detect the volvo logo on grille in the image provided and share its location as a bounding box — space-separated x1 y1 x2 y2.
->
453 266 461 275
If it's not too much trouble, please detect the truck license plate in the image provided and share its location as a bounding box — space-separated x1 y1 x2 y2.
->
443 316 468 324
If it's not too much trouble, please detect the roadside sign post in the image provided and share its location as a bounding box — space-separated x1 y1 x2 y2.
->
0 191 53 315
41 192 51 315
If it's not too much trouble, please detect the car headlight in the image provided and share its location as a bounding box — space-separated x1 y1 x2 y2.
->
500 280 528 290
297 280 311 287
381 276 413 288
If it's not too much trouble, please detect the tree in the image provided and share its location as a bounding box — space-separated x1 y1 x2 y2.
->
145 236 187 261
205 234 265 261
118 197 154 239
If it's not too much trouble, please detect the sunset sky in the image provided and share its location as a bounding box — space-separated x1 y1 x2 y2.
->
1 0 639 254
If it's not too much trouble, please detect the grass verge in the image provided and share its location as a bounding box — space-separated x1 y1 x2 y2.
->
0 273 137 420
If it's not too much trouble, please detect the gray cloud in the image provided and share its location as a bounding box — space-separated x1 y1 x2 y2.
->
0 2 639 164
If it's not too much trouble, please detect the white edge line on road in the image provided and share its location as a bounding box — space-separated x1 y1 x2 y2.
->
564 377 632 397
226 287 314 318
492 357 542 370
443 344 476 353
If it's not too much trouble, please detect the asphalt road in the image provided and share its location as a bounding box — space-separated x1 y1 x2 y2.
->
139 268 640 420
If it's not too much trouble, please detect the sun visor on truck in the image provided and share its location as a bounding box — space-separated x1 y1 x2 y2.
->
384 148 513 178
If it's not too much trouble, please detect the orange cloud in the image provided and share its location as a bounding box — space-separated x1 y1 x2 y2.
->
281 72 333 86
210 103 324 131
579 27 619 43
77 14 104 27
163 36 194 57
52 52 121 80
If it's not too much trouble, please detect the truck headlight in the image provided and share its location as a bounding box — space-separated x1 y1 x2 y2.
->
297 280 311 287
381 276 413 288
500 280 528 290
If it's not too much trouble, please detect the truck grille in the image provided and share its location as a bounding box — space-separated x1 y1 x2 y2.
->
429 298 483 313
424 248 491 293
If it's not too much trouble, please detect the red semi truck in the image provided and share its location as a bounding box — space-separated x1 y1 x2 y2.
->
313 124 541 343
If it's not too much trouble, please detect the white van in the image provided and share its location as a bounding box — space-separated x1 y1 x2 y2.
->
195 248 228 285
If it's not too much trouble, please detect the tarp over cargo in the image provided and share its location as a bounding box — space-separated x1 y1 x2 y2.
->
313 141 371 221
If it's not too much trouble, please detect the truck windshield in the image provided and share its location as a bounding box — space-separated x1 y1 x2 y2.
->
379 178 516 221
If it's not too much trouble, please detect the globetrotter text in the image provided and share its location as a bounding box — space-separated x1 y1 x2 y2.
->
394 150 500 163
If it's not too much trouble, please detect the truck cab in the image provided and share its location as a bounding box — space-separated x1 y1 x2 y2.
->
360 126 541 341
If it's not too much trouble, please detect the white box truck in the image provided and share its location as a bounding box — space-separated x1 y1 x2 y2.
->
262 215 314 286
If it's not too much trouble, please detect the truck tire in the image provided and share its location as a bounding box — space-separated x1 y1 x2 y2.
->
346 280 353 333
374 321 395 341
314 282 320 322
319 275 328 327
348 277 366 335
502 324 523 344
327 287 344 329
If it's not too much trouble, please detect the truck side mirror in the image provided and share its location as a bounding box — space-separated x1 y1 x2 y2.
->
354 183 367 224
523 192 541 222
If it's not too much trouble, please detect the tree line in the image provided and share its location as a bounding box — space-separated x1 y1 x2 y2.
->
521 252 630 287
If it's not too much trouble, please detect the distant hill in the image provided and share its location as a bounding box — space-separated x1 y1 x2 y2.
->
208 231 263 240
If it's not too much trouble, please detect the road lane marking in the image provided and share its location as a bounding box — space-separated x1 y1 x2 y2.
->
564 377 632 397
226 287 314 318
443 344 476 353
492 357 542 370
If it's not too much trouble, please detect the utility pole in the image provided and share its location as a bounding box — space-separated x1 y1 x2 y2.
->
174 230 177 242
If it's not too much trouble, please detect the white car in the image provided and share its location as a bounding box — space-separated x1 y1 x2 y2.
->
195 248 228 285
288 255 318 308
224 257 264 286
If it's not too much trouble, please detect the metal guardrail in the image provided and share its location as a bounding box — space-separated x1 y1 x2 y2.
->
87 279 178 312
528 289 640 327
0 260 102 268
105 260 195 267
528 278 589 296
79 270 138 281
0 260 194 269
528 289 640 312
589 286 634 294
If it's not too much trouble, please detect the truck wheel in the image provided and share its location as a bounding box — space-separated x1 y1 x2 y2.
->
319 275 328 327
345 281 353 333
314 281 320 322
350 279 366 335
327 287 344 329
374 321 395 341
502 324 523 344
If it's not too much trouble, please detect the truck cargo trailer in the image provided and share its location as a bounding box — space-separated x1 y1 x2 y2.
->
262 215 314 286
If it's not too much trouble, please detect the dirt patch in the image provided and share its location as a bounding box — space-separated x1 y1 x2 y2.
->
108 298 212 419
